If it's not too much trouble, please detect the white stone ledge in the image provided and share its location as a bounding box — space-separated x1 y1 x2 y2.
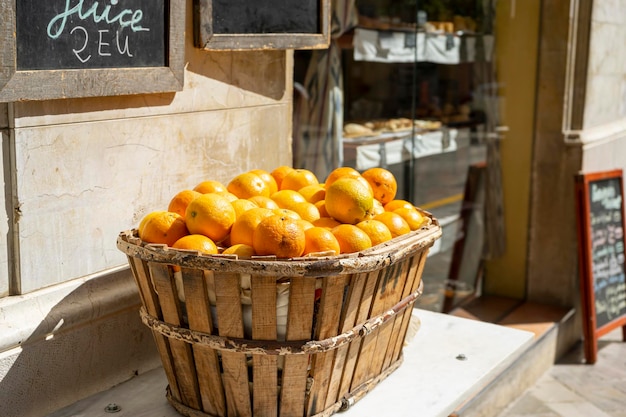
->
0 266 140 353
564 117 626 147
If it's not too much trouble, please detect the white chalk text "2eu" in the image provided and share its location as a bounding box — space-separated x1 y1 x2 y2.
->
46 0 150 63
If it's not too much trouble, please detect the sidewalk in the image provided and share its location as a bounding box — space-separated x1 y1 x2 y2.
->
496 326 626 417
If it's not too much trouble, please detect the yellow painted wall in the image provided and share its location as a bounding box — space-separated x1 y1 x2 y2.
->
483 0 541 298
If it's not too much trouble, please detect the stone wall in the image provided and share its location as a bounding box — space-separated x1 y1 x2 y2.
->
583 1 626 129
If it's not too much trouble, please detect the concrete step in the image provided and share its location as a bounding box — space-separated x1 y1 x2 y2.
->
448 298 576 417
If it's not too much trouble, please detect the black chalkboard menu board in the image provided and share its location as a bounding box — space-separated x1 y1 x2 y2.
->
195 0 331 50
0 0 185 101
575 169 626 364
15 0 166 70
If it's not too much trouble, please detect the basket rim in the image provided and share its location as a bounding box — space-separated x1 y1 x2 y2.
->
117 213 441 277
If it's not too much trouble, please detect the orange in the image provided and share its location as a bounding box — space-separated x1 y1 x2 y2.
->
171 234 218 272
230 207 274 246
193 180 227 194
356 219 393 246
172 234 218 254
222 243 256 258
217 191 238 202
252 214 306 258
271 165 294 190
362 167 398 205
248 195 280 209
168 189 202 217
324 166 361 189
384 199 415 212
331 224 372 254
271 189 306 209
315 200 330 217
227 172 270 199
297 219 315 231
231 199 258 218
373 212 411 238
393 207 426 230
313 217 341 229
325 177 374 224
138 211 189 247
303 227 341 256
280 169 319 191
299 184 326 203
185 193 236 242
369 199 385 218
273 208 301 220
249 169 279 195
290 201 321 223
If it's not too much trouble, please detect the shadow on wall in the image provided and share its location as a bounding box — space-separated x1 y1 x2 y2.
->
0 269 160 417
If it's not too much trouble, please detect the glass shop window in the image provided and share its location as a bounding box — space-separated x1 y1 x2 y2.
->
293 0 503 313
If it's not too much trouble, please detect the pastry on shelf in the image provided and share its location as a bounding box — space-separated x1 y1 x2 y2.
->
369 118 414 132
343 122 377 138
414 119 442 130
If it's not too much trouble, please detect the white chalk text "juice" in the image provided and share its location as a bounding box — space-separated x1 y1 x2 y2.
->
46 0 150 63
47 0 148 39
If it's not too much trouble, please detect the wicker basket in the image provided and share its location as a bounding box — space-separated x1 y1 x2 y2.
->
117 213 441 417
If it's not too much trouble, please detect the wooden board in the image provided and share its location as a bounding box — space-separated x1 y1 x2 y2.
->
0 0 185 101
575 169 626 364
194 0 331 50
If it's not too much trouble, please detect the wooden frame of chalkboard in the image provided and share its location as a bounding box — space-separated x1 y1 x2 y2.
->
194 0 331 50
0 1 185 102
575 169 626 364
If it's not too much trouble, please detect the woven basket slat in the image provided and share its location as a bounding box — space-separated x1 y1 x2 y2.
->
336 269 379 399
181 268 226 415
306 275 350 415
213 272 251 416
279 277 316 417
387 251 426 369
128 256 182 402
331 272 368 402
252 275 279 416
253 355 279 416
380 259 415 371
324 272 365 407
351 265 394 389
214 272 244 338
369 259 414 379
151 263 203 410
221 351 251 416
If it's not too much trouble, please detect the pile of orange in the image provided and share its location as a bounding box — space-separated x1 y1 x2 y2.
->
137 165 428 259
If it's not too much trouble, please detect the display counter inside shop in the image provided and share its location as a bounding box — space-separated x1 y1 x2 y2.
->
343 126 473 171
351 27 494 65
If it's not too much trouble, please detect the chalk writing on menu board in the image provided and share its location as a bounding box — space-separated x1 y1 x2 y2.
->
15 0 166 70
589 177 626 328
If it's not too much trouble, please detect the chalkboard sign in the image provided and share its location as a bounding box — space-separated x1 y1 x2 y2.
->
195 0 331 50
575 169 626 364
16 0 166 70
0 0 185 101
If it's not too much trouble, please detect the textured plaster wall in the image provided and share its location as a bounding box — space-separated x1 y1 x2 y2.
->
583 0 626 129
580 0 626 174
11 48 292 294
